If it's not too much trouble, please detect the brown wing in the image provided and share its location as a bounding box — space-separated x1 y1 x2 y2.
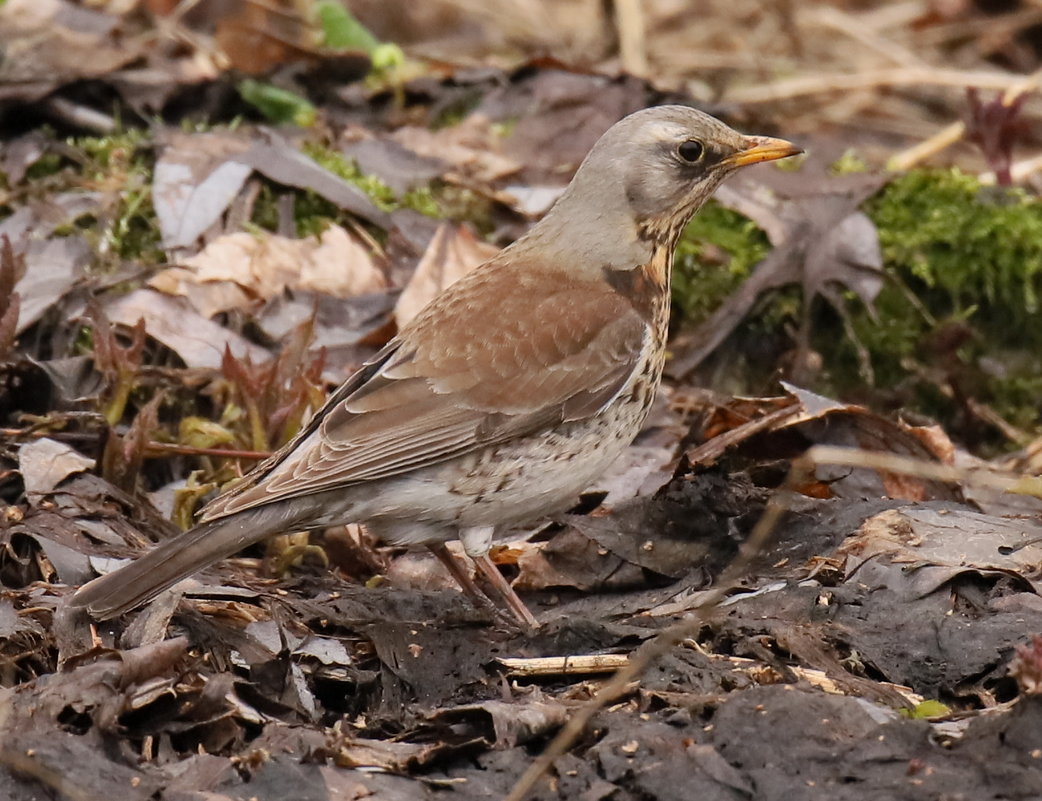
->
202 261 646 520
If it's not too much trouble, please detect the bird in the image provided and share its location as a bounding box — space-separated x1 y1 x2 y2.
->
70 106 801 627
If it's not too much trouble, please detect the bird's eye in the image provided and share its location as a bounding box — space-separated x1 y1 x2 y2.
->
677 139 705 162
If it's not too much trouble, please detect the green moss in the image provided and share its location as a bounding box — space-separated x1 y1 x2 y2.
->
832 170 1042 379
0 129 159 264
431 184 496 236
23 152 64 181
830 150 870 175
829 169 1042 442
671 201 771 322
29 130 164 266
867 169 1042 323
297 141 440 226
670 168 1042 447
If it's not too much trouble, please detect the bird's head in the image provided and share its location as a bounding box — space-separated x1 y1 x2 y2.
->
601 105 800 238
528 105 801 268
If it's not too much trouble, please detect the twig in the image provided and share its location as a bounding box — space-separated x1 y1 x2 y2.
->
1 426 271 461
727 67 1031 105
887 121 965 172
889 66 1042 171
498 655 629 676
42 98 116 135
502 457 803 801
683 645 924 706
804 445 1042 497
615 0 648 77
809 6 924 68
143 441 271 460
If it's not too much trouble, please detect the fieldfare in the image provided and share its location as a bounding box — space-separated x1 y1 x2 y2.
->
71 105 801 627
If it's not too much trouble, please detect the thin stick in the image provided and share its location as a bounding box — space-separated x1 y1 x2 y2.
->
42 98 116 135
809 6 924 68
887 121 965 172
615 0 649 77
805 445 1042 497
143 441 271 460
889 66 1042 171
1 426 271 460
498 654 628 676
727 67 1031 105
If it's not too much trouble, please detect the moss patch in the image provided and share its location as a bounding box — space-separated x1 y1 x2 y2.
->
672 201 771 322
671 167 1042 448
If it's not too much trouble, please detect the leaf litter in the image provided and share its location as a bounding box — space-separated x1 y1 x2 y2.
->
3 2 1042 800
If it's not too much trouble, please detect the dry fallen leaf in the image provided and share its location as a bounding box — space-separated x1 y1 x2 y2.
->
105 288 270 369
390 115 521 187
18 437 95 502
394 222 499 328
839 506 1042 598
151 226 387 317
153 131 392 253
153 131 253 250
339 133 447 194
685 383 961 503
0 0 145 101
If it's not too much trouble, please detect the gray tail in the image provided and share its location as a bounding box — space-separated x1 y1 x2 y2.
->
69 504 306 620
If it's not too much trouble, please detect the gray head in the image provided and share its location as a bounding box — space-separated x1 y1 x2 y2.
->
523 105 800 269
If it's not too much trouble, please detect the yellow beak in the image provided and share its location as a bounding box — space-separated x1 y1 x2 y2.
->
725 135 803 167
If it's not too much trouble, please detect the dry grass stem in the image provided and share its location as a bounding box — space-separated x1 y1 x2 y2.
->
498 655 630 676
806 445 1042 498
727 67 1029 105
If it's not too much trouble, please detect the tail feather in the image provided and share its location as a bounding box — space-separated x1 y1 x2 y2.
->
69 504 307 620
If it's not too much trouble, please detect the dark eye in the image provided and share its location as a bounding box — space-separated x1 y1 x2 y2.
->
677 139 704 162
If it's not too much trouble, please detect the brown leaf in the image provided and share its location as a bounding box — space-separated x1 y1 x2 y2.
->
104 289 270 370
390 115 522 186
102 392 162 493
838 506 1042 597
0 0 145 100
152 226 387 317
394 223 499 328
340 133 447 194
88 299 144 381
18 438 96 502
11 236 89 334
685 383 962 503
214 0 313 76
153 130 254 249
0 235 24 357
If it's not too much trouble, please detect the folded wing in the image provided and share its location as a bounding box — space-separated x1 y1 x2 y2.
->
203 262 646 520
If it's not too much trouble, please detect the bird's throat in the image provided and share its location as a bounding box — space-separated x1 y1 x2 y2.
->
603 245 673 342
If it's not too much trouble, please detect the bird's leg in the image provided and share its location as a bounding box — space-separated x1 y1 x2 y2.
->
472 553 539 629
460 526 539 629
427 543 533 629
426 542 487 603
